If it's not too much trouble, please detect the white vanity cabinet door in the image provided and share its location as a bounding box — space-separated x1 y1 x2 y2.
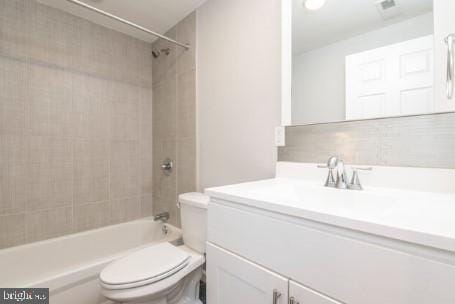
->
289 281 341 304
206 243 288 304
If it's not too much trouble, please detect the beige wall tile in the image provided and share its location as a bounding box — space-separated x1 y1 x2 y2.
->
152 27 177 85
29 136 72 164
176 12 196 75
74 201 110 232
0 213 26 249
0 135 30 163
110 140 140 199
72 75 110 140
0 0 32 60
141 142 153 195
73 139 109 204
110 197 141 224
25 206 72 243
153 75 177 141
152 14 196 227
177 138 197 196
141 89 154 195
28 180 73 212
26 136 73 211
0 0 155 248
177 70 196 140
0 161 29 215
152 140 176 199
141 195 154 217
110 85 140 141
279 113 455 169
73 178 109 206
0 59 30 136
140 88 154 141
28 1 76 69
28 65 72 137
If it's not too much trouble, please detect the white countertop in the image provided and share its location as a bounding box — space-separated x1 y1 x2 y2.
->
205 177 455 253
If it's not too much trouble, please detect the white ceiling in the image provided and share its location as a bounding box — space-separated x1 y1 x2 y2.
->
293 0 433 55
37 0 207 43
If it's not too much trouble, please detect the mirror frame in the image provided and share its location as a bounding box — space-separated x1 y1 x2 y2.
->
281 0 292 126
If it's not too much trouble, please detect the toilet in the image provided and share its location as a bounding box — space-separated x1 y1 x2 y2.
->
99 192 209 304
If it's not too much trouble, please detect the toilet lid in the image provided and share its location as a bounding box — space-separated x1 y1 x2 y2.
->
100 243 191 286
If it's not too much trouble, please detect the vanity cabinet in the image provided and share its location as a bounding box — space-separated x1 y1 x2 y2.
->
207 242 341 304
206 199 455 304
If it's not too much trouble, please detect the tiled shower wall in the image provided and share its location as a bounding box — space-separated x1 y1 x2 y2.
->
0 0 154 248
278 112 455 169
152 13 197 227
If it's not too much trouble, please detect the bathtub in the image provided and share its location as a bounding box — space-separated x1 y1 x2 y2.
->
0 218 181 304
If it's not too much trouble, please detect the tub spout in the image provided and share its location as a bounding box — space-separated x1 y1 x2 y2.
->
153 212 170 223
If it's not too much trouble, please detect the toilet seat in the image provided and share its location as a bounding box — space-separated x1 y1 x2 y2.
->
100 243 191 290
100 245 205 303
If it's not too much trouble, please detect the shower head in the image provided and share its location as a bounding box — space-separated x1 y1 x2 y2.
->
152 47 171 58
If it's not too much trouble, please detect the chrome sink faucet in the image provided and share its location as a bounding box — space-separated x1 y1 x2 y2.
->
318 156 372 190
335 159 349 189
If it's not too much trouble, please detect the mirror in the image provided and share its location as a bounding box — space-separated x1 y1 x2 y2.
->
291 0 435 125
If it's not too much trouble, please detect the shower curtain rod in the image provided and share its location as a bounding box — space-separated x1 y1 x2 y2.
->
65 0 190 49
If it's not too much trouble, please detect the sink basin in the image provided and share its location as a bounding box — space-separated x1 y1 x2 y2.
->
205 162 455 252
247 179 396 212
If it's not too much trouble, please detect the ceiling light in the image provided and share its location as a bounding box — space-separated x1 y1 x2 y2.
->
304 0 326 11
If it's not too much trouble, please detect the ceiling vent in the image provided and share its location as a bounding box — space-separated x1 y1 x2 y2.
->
375 0 402 20
379 0 396 10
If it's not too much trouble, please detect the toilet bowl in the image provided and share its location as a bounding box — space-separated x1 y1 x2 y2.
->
99 193 209 304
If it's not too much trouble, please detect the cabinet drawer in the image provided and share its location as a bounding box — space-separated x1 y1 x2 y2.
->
290 281 341 304
208 201 455 304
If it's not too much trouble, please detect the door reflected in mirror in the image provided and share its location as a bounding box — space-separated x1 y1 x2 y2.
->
292 0 435 125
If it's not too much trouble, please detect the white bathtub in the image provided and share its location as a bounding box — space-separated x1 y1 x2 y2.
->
0 218 181 304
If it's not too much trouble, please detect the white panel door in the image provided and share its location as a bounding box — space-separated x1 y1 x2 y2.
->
207 242 288 304
289 281 342 304
346 35 434 120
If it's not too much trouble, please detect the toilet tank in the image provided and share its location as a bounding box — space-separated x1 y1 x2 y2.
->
178 192 209 253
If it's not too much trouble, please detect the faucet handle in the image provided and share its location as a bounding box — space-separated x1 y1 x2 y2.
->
351 166 373 171
317 163 336 188
316 156 339 169
348 167 372 190
327 156 339 169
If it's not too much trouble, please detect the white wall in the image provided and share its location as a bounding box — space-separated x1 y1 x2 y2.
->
292 13 434 125
434 0 455 111
196 0 281 190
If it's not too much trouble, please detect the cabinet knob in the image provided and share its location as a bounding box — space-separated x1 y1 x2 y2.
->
289 297 300 304
273 289 281 304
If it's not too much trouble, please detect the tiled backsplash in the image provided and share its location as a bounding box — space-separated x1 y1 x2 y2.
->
0 0 154 248
278 112 455 169
152 13 197 227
